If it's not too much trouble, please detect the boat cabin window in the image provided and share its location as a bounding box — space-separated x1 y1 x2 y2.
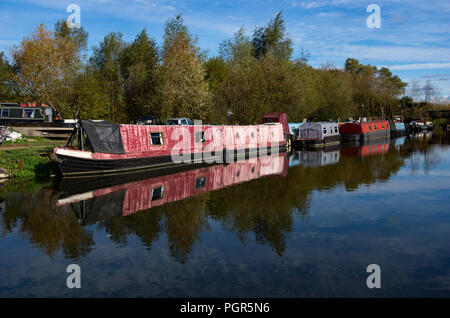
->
369 125 372 130
382 124 384 128
334 127 338 133
1 109 10 117
195 131 205 143
151 186 164 201
374 125 377 130
150 132 164 145
323 128 327 135
23 109 34 118
387 123 390 128
195 176 206 189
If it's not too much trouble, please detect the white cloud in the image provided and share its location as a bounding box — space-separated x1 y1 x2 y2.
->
387 63 450 71
324 45 450 63
291 1 327 9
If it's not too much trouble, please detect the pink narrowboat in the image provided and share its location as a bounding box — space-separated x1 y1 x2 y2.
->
51 114 289 177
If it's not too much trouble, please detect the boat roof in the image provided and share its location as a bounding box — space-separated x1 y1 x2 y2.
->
300 122 339 128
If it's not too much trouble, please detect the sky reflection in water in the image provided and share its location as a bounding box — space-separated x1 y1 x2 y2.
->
0 133 449 297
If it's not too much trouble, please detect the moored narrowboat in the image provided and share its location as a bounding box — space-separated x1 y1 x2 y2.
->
0 102 73 127
51 114 289 177
294 122 341 148
288 122 304 139
339 120 390 142
389 121 407 136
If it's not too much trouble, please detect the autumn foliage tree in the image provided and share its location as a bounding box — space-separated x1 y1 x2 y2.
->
12 24 64 105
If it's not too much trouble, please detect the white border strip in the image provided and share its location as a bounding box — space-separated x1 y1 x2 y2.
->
56 148 93 159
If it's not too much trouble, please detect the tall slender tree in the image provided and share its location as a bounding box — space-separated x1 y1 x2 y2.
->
90 32 126 122
120 29 159 121
155 15 211 121
252 11 293 60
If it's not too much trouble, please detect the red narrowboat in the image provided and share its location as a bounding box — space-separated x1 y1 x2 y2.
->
340 141 389 158
339 120 390 142
51 114 289 177
57 152 288 222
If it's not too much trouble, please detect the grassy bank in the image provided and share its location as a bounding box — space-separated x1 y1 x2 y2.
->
0 145 56 179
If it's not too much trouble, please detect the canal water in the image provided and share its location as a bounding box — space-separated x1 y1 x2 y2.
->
0 133 449 297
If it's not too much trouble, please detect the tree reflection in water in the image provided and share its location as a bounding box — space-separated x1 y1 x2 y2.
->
0 134 447 263
0 184 94 259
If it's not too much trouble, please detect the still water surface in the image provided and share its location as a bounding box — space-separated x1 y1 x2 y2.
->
0 133 449 297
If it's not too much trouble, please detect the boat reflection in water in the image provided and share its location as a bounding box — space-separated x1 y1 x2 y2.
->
289 136 395 168
394 136 406 148
340 139 390 158
289 145 340 168
57 153 289 224
56 137 402 225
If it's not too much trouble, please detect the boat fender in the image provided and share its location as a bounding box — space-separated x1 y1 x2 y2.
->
222 148 229 165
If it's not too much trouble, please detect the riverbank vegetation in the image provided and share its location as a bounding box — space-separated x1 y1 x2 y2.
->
0 144 56 178
0 12 447 124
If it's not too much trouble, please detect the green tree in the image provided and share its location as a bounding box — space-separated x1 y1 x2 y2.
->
69 68 111 120
54 19 88 55
0 52 16 101
311 66 356 121
204 56 228 86
252 11 293 61
90 32 126 122
120 29 159 121
155 15 211 121
53 19 88 116
214 16 314 124
344 58 406 119
375 67 407 118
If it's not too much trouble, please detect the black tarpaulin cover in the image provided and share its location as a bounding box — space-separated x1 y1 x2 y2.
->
81 120 125 154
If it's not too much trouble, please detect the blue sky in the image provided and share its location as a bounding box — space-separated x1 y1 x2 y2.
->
1 0 449 99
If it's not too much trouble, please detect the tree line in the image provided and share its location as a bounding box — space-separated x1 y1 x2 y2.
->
0 12 424 124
